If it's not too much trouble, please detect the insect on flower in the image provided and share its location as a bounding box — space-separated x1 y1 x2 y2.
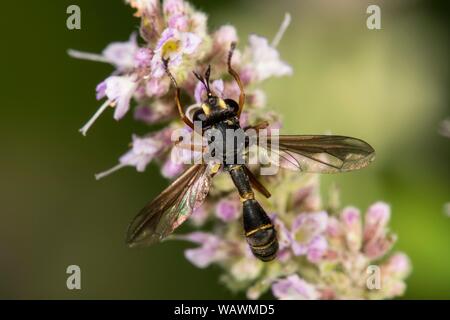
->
126 43 376 262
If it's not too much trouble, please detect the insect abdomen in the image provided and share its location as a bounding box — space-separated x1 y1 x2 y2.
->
243 199 278 261
228 165 278 261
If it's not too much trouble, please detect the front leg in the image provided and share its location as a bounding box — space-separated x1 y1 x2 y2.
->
163 58 195 129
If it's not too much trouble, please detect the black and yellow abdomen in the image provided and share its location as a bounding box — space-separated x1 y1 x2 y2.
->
242 199 278 261
227 164 278 261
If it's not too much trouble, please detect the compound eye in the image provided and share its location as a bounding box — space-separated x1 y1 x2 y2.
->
225 99 239 113
193 109 207 122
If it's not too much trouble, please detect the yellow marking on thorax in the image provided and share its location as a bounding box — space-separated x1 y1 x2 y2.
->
210 163 221 175
218 99 227 109
202 103 211 115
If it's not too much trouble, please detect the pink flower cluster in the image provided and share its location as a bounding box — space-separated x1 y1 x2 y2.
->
70 0 291 180
180 172 410 299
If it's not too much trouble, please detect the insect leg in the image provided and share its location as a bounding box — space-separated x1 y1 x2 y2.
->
163 58 194 129
173 140 206 153
243 121 270 132
243 166 271 198
228 42 245 118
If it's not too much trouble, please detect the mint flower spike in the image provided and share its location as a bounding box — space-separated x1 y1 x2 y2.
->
73 0 411 299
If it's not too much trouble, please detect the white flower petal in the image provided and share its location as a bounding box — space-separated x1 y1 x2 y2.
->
247 35 293 82
181 32 201 54
104 76 138 120
102 33 139 70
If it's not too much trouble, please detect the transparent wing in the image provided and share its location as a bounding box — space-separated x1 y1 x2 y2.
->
258 135 375 173
126 164 212 247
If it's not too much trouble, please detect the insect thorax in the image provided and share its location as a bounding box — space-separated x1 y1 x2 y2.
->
205 118 246 166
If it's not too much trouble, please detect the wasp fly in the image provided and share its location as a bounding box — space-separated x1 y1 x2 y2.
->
126 43 375 261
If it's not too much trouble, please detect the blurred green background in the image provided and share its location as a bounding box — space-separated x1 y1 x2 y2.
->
0 0 448 299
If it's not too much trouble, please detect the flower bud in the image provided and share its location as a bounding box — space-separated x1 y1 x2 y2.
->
341 207 362 252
